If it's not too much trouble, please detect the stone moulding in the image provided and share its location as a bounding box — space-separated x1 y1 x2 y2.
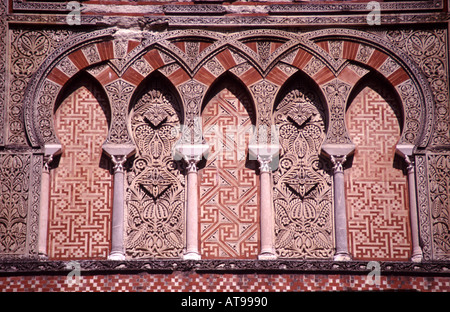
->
11 0 444 14
0 260 449 276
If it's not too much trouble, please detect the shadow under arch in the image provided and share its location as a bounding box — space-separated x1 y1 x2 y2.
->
346 70 404 134
128 71 184 125
199 71 258 171
201 71 256 126
52 71 112 171
344 70 413 260
273 70 329 135
54 71 112 122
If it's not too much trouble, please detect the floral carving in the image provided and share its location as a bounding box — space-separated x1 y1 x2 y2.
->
0 154 30 254
126 84 185 259
273 83 333 259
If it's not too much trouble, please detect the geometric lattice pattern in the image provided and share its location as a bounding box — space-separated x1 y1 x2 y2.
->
345 87 411 260
199 81 259 259
48 81 112 259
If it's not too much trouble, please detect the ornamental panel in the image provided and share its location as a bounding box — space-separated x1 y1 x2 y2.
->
199 80 259 259
273 80 334 259
48 80 112 259
126 79 185 259
345 86 411 260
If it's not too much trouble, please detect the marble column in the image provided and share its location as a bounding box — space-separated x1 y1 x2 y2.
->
108 155 127 260
396 144 423 262
174 144 209 260
249 144 279 260
405 155 423 262
331 155 352 261
184 157 201 260
38 144 61 259
103 143 135 261
257 155 277 260
38 155 52 259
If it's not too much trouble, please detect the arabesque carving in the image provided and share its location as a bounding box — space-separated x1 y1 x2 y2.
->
126 83 185 259
273 82 334 259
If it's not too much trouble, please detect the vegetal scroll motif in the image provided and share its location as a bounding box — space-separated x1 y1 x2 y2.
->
126 84 185 259
273 84 334 259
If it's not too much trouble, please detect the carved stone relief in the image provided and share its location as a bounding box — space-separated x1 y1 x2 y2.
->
126 82 185 259
0 154 30 254
273 81 334 259
321 79 352 145
8 28 78 146
416 153 450 260
380 29 449 146
0 152 40 257
0 0 6 145
104 79 135 145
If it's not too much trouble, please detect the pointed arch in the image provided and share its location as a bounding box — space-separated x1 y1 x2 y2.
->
199 72 260 259
344 72 412 261
48 72 113 259
126 72 185 259
272 71 334 259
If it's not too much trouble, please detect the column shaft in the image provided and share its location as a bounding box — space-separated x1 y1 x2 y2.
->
257 155 277 260
38 157 52 258
184 160 201 260
332 155 351 261
406 156 423 262
109 155 126 260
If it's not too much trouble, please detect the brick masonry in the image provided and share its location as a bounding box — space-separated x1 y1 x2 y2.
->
0 272 448 292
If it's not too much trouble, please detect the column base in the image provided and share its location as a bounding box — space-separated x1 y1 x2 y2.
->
38 252 48 260
258 252 278 260
333 252 352 261
183 252 201 260
411 253 423 263
108 252 126 260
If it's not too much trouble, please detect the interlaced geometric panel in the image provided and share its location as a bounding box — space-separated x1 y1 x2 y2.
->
273 82 334 259
199 80 259 259
126 81 185 259
48 80 112 259
345 86 411 260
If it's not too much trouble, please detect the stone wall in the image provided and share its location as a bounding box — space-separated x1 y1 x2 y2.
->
0 0 449 291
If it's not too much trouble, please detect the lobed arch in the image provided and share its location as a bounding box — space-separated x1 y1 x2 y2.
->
304 28 434 149
23 27 434 156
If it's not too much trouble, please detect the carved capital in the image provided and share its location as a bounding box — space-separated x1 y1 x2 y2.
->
173 143 209 173
185 157 200 173
43 155 54 173
248 143 280 172
111 155 127 173
257 155 273 173
404 155 415 174
331 155 347 173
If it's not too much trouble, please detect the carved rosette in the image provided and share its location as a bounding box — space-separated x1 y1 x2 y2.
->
126 86 185 259
273 84 334 259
